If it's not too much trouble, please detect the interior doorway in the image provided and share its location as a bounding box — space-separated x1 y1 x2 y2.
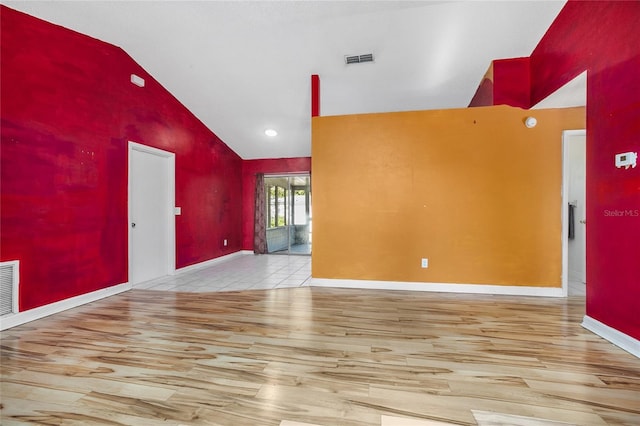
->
531 71 587 297
264 174 311 255
128 142 176 285
562 130 586 296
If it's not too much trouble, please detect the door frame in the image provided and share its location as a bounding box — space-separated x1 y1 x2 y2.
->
128 141 176 285
561 129 587 297
264 172 311 255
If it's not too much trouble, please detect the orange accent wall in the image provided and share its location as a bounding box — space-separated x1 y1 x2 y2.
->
312 105 585 287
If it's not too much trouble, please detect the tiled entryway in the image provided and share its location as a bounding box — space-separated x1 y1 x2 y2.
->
135 253 311 292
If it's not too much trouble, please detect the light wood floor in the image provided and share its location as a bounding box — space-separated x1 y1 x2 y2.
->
1 286 639 425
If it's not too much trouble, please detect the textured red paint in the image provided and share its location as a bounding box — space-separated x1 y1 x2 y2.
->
1 6 242 311
311 74 320 117
469 58 530 108
241 158 312 250
530 1 640 339
492 58 530 108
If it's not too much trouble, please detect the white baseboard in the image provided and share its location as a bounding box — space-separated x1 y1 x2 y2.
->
0 282 131 331
309 278 565 297
582 315 640 358
175 250 253 274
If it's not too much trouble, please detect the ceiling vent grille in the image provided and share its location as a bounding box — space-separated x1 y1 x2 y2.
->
345 53 374 65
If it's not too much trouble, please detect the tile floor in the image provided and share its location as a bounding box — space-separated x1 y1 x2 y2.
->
135 253 311 292
137 252 587 300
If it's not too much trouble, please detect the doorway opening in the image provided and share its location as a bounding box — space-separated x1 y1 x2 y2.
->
532 71 587 298
264 174 311 255
562 130 586 297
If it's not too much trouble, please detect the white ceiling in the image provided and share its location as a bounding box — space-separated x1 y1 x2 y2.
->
4 0 567 159
532 71 587 110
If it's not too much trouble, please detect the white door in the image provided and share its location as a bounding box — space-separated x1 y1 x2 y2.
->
129 142 175 285
566 131 587 284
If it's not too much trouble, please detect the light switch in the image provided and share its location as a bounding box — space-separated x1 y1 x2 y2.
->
174 207 181 215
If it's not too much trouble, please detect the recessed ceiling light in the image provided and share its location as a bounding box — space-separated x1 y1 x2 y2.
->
265 129 278 137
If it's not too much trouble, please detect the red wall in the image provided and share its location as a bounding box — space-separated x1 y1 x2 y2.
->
469 58 530 108
530 0 640 340
468 77 493 108
493 57 530 108
1 7 243 311
470 1 639 339
241 158 312 250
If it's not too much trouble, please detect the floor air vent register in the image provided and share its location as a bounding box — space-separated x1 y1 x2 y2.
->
1 261 19 316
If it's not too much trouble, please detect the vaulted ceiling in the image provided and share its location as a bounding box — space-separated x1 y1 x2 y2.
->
4 1 567 159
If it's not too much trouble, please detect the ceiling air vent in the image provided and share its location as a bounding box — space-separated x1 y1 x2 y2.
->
345 53 374 65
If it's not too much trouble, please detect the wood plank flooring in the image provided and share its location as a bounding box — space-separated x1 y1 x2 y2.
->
1 287 639 425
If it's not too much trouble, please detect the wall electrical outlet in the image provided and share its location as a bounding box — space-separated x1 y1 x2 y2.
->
421 258 428 268
223 239 228 246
